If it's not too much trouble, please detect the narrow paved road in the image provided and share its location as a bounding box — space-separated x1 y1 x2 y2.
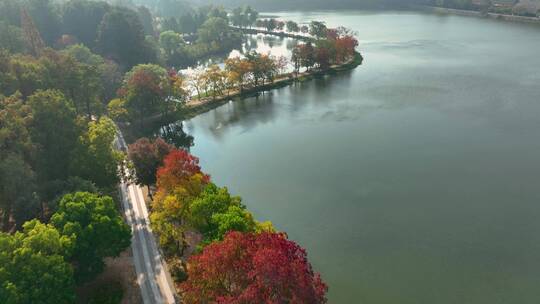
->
116 130 177 304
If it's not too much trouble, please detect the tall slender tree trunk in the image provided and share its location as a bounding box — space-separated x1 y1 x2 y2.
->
147 185 153 200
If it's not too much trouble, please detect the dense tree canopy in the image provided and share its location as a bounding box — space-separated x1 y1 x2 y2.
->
51 192 131 282
70 117 122 188
151 173 208 256
0 85 123 229
62 0 110 49
231 6 258 28
286 20 300 33
25 0 63 45
291 26 359 73
117 63 186 124
189 183 267 244
159 30 187 65
28 90 80 184
0 153 38 228
181 232 328 303
310 21 328 39
61 44 122 103
0 47 118 116
0 220 75 304
97 7 155 68
0 22 24 53
0 190 131 301
150 147 274 261
197 17 230 46
128 137 174 189
156 149 208 193
0 27 132 290
0 93 38 228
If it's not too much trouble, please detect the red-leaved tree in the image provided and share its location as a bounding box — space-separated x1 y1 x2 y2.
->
181 231 328 304
128 137 174 192
335 35 358 63
156 149 210 193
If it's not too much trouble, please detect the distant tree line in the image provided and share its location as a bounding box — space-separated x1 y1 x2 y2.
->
0 0 253 70
182 0 428 10
108 20 359 126
431 0 540 17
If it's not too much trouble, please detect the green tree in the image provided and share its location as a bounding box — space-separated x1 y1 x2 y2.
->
0 93 38 229
309 20 328 38
0 154 38 229
231 7 243 27
0 53 46 97
25 0 62 45
189 184 240 233
62 0 111 48
0 22 24 53
210 205 257 242
51 192 131 282
97 7 155 68
107 98 129 121
298 42 316 70
245 6 258 28
291 46 301 75
159 30 184 58
178 13 197 34
188 183 270 245
137 5 154 35
286 20 299 33
71 117 122 189
0 0 21 27
197 17 229 45
208 6 228 21
265 18 277 32
28 90 80 184
62 44 122 105
0 92 34 170
0 220 75 304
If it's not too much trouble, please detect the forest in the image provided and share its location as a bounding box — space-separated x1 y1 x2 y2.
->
0 0 364 302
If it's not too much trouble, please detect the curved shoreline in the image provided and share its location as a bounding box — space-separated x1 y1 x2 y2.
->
182 51 363 119
120 30 364 139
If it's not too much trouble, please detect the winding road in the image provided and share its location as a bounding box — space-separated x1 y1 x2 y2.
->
116 130 178 304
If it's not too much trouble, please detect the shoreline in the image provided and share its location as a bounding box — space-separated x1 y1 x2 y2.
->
120 52 362 142
182 51 363 119
119 30 364 142
232 27 316 42
414 5 540 24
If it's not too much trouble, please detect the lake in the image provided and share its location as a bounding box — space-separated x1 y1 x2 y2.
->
181 11 540 303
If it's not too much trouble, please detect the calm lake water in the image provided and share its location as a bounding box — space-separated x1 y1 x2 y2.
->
182 11 540 303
